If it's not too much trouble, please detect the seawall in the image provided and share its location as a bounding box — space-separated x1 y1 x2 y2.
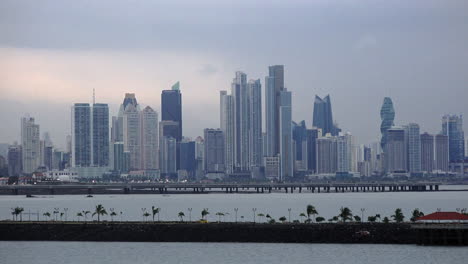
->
1 222 466 245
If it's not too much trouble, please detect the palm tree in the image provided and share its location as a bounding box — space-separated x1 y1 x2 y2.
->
143 212 150 221
76 212 83 222
279 216 287 223
92 204 107 222
215 212 224 222
178 212 185 222
152 206 160 222
383 217 390 224
201 208 209 220
306 205 318 223
110 212 117 222
375 214 381 222
43 212 51 221
83 211 91 222
257 213 265 222
299 213 306 222
339 207 353 222
11 207 23 221
53 209 59 221
410 208 424 222
391 208 405 223
315 216 325 223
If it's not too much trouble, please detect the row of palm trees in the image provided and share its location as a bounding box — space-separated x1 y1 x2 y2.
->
9 205 425 223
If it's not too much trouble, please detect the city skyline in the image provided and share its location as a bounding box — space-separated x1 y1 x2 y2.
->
1 0 468 149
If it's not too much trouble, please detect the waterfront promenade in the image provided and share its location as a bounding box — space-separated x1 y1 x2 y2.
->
0 182 442 195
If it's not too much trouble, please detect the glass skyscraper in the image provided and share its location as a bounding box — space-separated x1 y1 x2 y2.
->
161 82 182 141
313 95 340 136
442 115 465 162
380 97 395 150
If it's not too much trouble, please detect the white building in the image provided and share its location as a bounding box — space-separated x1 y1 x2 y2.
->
21 116 40 174
140 106 158 170
123 104 141 170
248 79 263 167
279 89 293 180
407 123 421 172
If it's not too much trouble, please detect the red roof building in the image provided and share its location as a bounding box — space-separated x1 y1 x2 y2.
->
416 211 468 222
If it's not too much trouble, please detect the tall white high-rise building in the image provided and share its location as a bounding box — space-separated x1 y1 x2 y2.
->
279 89 293 180
248 79 263 167
140 106 158 170
21 116 40 174
337 133 353 172
316 135 337 174
220 92 234 174
231 71 250 172
407 123 421 172
265 75 276 157
123 104 141 170
220 91 227 132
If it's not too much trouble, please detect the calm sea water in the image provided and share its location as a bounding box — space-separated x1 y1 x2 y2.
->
0 187 467 222
0 241 467 264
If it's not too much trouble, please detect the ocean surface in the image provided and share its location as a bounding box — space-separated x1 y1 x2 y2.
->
0 241 467 264
0 186 467 222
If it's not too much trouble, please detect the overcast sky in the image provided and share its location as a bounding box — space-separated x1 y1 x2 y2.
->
1 0 467 149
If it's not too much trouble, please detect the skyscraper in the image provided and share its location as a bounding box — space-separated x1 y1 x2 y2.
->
140 106 158 170
385 127 407 173
337 133 353 173
420 133 434 173
220 90 227 132
204 129 225 173
161 82 182 141
313 95 340 136
179 140 196 180
160 136 177 176
292 121 307 171
407 123 421 172
316 136 337 174
442 115 465 162
220 92 234 174
306 128 321 173
380 97 395 150
72 103 110 169
113 142 129 174
231 72 250 172
248 79 262 167
92 103 109 167
279 89 293 180
123 104 140 170
435 134 449 172
71 104 91 167
112 93 139 143
7 144 22 176
265 65 284 156
21 116 40 174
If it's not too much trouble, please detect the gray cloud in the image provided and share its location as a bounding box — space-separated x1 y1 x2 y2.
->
1 0 467 146
198 64 218 76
